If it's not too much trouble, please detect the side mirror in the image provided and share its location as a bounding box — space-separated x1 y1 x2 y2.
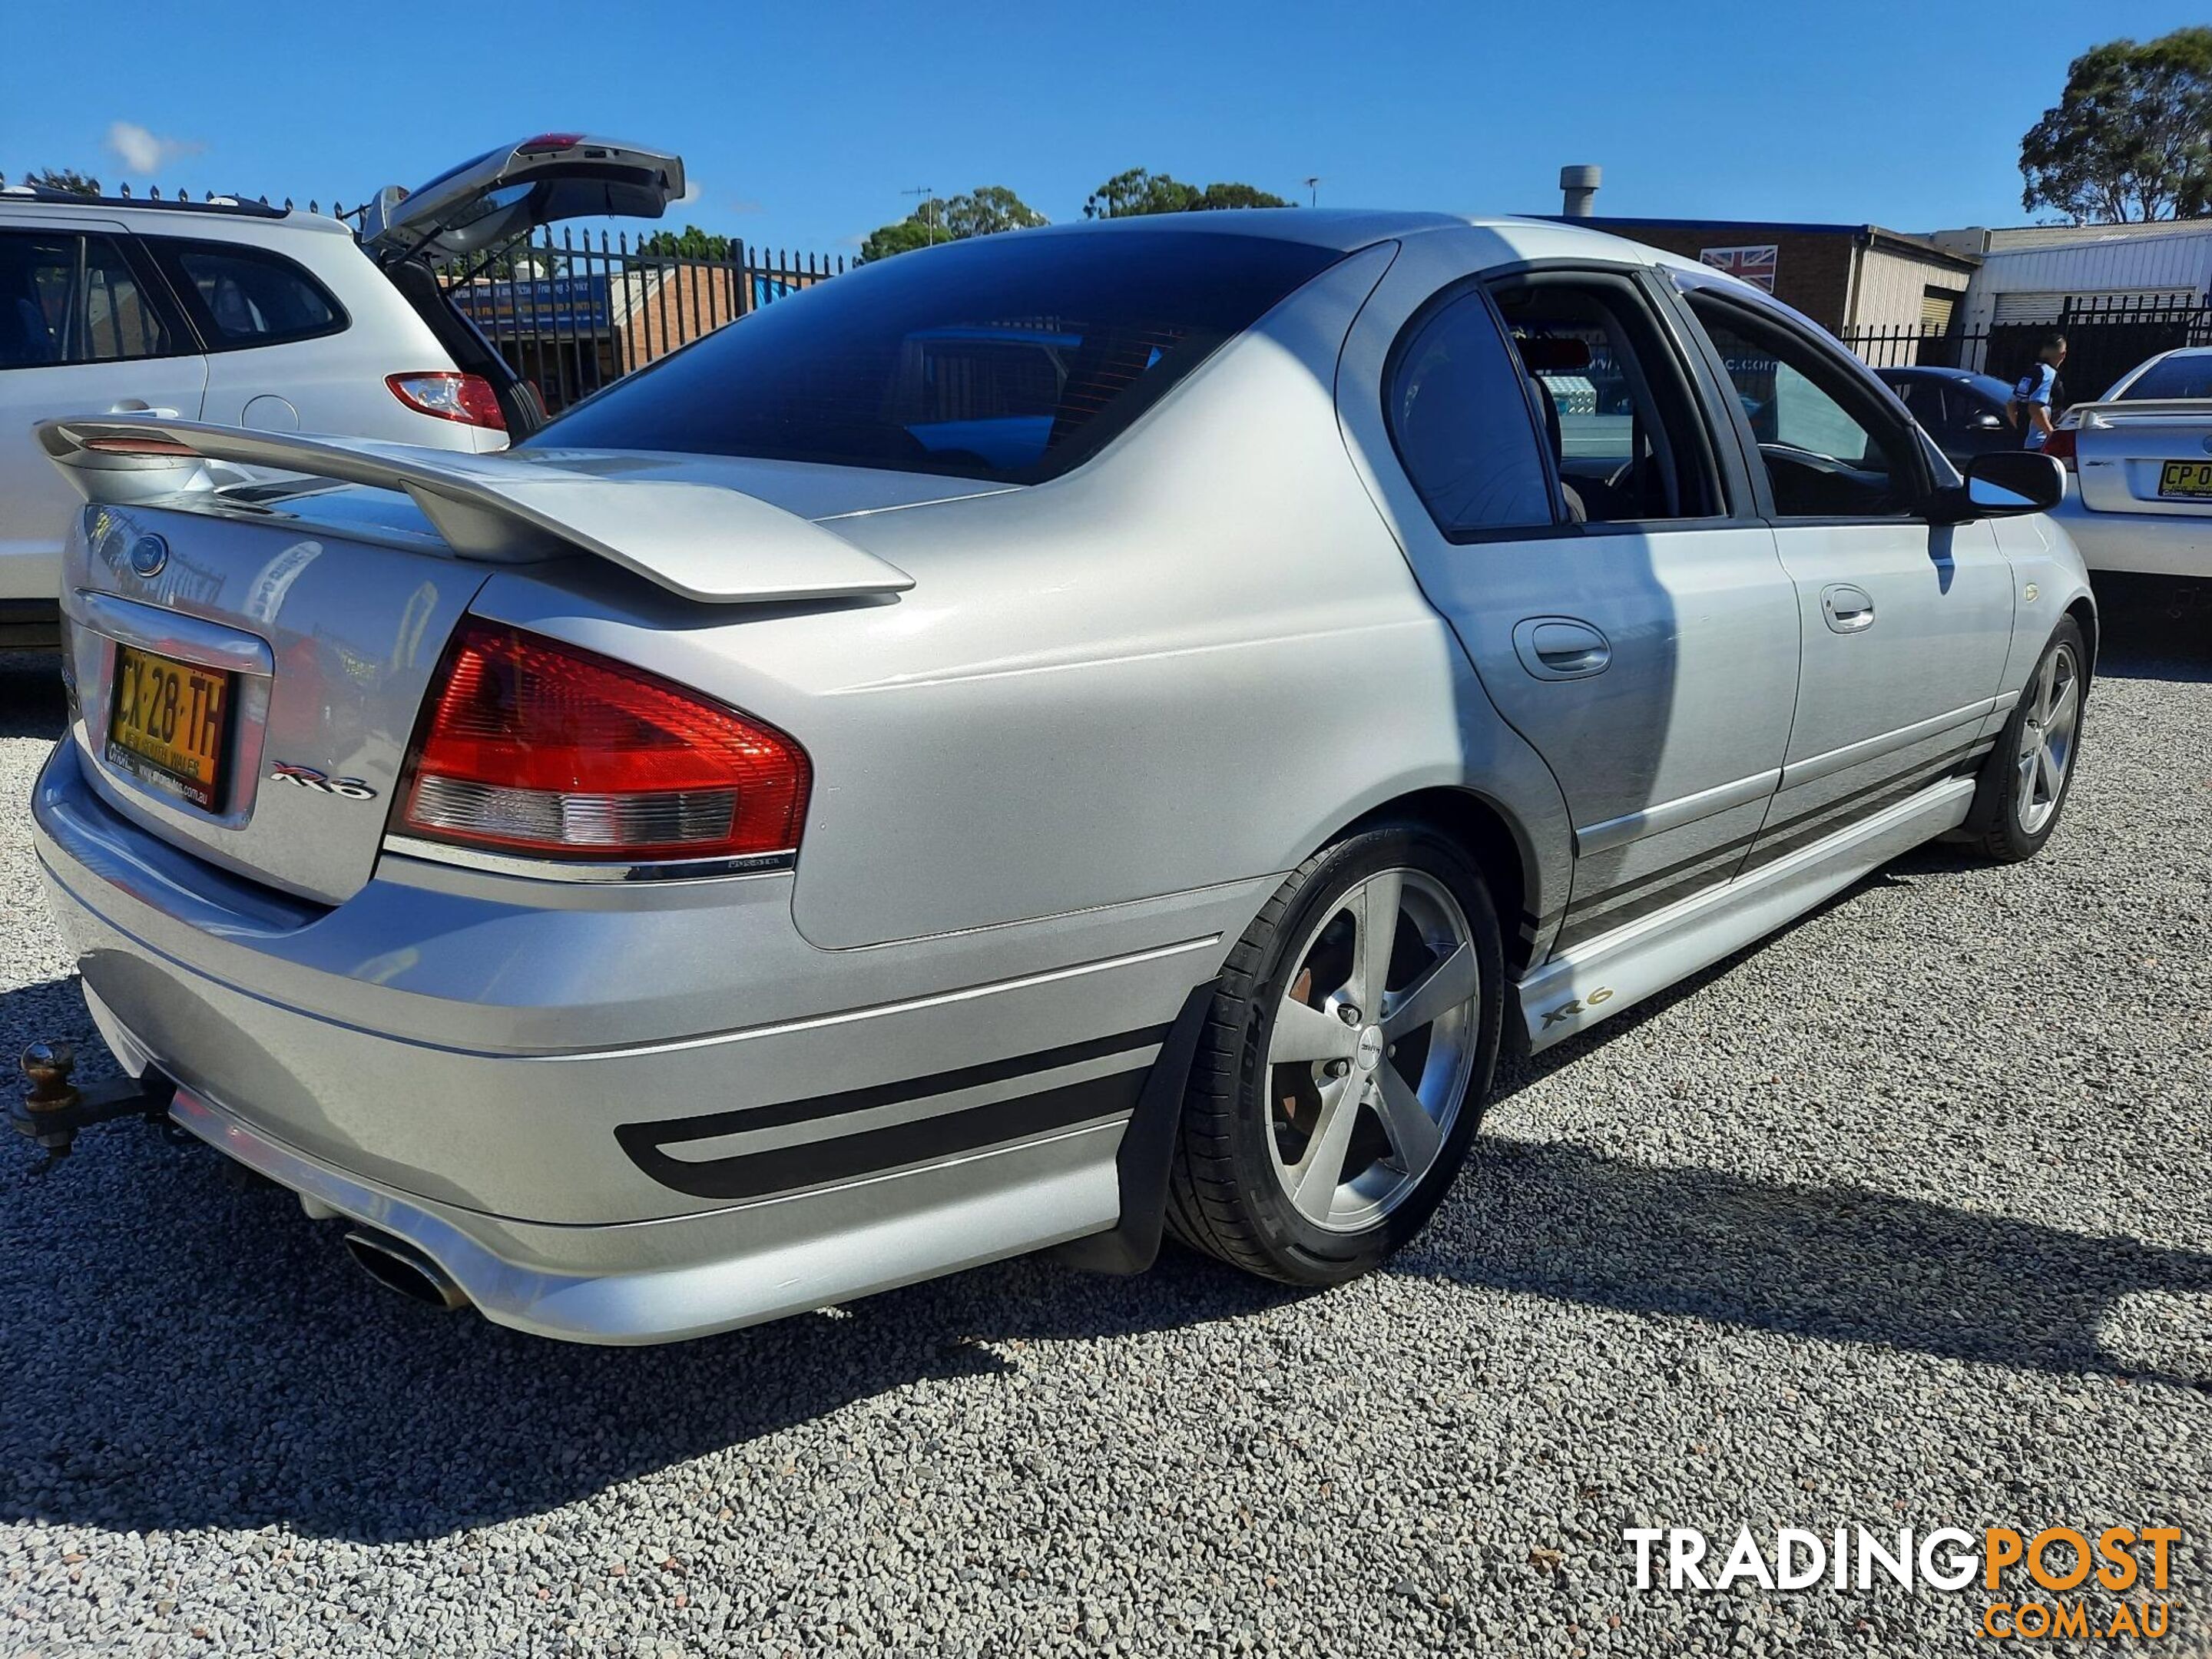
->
1927 450 2065 522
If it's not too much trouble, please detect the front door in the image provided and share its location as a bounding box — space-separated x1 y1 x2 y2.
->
1339 242 1801 955
1675 283 2015 873
0 223 206 602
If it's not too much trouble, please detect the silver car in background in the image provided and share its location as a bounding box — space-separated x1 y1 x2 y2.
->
2048 345 2212 581
25 211 2091 1343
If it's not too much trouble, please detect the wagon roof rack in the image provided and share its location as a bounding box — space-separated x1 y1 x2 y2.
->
0 187 290 219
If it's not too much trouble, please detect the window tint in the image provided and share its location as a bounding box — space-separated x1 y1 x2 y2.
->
0 232 172 368
1492 279 1718 524
1687 293 1919 518
147 239 344 349
535 230 1341 482
2118 354 2212 401
1386 288 1554 534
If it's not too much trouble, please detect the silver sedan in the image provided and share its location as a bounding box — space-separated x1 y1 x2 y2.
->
27 210 2091 1342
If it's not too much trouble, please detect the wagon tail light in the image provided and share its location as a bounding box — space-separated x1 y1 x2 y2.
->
386 371 507 431
396 620 809 867
2041 425 2077 467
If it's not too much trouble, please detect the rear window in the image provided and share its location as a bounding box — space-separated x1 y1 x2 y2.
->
2117 355 2212 401
144 238 346 349
532 230 1342 482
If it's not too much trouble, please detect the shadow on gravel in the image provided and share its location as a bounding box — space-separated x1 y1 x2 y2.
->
1412 1137 2212 1395
0 1071 1294 1543
2085 576 2212 684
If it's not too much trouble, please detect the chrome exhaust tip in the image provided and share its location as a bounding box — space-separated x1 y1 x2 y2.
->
342 1230 469 1313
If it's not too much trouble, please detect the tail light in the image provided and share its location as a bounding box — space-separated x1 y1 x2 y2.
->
386 372 507 431
397 621 810 866
2042 425 2076 467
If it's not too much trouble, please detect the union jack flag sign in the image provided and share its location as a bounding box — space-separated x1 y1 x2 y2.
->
1699 244 1779 293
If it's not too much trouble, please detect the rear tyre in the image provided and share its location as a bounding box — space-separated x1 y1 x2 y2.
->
1164 823 1504 1286
1962 618 2085 863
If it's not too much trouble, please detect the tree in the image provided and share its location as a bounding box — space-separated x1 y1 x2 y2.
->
2021 28 2212 223
25 167 101 197
637 224 735 260
858 185 1046 262
1084 168 1290 217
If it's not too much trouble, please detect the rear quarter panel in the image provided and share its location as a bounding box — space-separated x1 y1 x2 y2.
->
467 243 1572 950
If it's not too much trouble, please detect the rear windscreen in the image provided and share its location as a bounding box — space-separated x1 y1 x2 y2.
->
2118 355 2212 401
531 230 1342 483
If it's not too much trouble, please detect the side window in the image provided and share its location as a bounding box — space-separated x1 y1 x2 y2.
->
147 239 345 349
1491 277 1721 525
0 232 173 367
1685 292 1922 518
1385 286 1556 536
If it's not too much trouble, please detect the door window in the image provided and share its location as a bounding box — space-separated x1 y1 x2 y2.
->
1384 286 1555 535
144 239 346 349
1490 278 1722 524
0 232 173 367
1684 292 1922 518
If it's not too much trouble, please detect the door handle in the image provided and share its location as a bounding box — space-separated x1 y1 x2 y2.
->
1821 584 1876 634
1512 617 1612 680
107 399 181 419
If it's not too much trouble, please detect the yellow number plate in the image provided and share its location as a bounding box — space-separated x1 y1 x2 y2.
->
2157 459 2212 498
105 645 232 810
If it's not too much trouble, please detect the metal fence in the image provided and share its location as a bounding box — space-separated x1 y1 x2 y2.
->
1842 301 2212 406
432 227 849 413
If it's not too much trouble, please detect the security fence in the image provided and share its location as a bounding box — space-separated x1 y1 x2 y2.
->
1842 300 2212 407
433 228 849 413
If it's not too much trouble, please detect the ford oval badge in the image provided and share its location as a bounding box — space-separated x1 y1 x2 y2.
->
127 534 169 579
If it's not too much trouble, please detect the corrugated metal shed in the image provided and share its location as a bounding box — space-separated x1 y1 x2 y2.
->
1959 225 2212 333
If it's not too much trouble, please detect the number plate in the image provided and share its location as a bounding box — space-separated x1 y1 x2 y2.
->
105 645 233 810
2156 459 2212 498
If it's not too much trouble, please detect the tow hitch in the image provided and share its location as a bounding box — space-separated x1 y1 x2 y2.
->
12 1041 180 1167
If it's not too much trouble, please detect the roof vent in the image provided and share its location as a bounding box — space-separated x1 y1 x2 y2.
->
1559 165 1602 218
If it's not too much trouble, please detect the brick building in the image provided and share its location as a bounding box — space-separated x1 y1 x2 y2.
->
1545 217 1979 336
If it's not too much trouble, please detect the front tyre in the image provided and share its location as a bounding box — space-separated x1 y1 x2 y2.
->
1164 823 1504 1286
1963 618 2086 863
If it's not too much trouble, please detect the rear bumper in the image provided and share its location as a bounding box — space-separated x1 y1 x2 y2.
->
31 738 1241 1340
2049 490 2212 578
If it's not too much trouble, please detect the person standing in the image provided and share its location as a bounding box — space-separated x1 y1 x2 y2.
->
2009 333 2068 450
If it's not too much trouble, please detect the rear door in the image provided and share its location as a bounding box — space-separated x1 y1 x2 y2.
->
1339 239 1800 955
1673 280 2014 873
0 220 205 601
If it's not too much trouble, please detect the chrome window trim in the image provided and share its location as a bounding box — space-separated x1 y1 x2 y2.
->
380 834 796 885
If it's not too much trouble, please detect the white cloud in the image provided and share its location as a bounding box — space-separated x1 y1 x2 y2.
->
676 177 703 206
104 121 204 177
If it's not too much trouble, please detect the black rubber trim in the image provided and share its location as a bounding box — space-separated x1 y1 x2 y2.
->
616 1021 1171 1201
1554 737 1983 947
1053 980 1217 1275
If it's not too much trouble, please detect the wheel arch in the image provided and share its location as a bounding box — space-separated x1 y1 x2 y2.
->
1342 786 1542 979
2065 594 2098 686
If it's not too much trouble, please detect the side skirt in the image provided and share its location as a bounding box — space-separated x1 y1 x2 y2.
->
1516 776 1975 1053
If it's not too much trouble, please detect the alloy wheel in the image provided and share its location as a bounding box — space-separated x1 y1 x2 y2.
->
2015 643 2080 836
1262 867 1481 1232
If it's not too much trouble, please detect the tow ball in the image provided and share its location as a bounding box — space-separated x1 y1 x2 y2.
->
12 1041 179 1167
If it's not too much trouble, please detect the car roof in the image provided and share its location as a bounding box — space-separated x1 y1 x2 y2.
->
1015 207 1724 273
0 190 353 237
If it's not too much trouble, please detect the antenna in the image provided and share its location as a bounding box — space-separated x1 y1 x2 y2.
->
900 184 938 244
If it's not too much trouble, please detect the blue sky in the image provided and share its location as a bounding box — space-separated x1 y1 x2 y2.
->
2 1 2204 256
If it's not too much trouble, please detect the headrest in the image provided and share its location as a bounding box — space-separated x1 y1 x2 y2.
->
1515 335 1593 374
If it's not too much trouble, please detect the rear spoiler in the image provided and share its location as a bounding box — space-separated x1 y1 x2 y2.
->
2068 399 2212 426
35 416 913 606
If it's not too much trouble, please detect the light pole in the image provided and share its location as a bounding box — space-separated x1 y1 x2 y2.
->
901 185 938 244
1305 176 1321 208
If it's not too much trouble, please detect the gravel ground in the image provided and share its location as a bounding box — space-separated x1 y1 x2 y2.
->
0 588 2206 1658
